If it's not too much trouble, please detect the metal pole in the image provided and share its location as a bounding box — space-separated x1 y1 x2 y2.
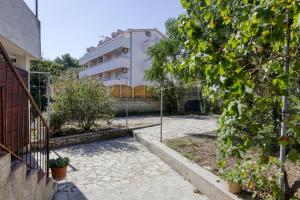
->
126 78 128 128
46 74 51 127
160 87 163 142
35 0 38 18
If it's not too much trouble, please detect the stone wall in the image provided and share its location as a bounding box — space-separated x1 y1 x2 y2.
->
50 129 133 148
116 99 160 113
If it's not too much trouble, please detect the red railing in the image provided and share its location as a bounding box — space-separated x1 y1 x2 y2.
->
0 42 50 177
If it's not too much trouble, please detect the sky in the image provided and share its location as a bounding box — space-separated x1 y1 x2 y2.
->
24 0 185 60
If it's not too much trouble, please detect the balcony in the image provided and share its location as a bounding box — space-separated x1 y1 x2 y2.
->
101 77 128 86
79 56 130 78
79 35 130 65
0 0 41 59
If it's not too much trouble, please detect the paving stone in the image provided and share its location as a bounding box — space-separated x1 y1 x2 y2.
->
51 137 209 200
130 115 218 141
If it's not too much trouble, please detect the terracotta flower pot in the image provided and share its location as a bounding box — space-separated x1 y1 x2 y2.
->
50 166 67 181
227 182 241 194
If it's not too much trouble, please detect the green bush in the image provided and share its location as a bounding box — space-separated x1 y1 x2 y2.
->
51 69 116 131
222 164 243 185
50 112 65 131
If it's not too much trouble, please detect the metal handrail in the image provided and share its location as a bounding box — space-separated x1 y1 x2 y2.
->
0 42 50 177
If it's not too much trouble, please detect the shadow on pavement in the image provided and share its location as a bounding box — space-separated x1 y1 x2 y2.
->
52 137 139 158
54 182 87 200
166 115 212 120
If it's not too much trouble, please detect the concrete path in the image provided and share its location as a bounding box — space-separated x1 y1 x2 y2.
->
52 137 209 200
126 115 218 141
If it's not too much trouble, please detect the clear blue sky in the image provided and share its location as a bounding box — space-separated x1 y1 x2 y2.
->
24 0 184 60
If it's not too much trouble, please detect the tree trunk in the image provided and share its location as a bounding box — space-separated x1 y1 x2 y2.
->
280 10 292 197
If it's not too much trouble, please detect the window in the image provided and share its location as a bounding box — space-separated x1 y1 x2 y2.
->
122 68 127 73
122 48 129 54
145 31 151 37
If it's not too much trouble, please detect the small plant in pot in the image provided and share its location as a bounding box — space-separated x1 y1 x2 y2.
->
223 168 243 194
49 157 70 181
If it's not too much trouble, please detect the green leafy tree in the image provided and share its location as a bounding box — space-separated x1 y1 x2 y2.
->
172 0 300 199
30 60 65 77
55 54 80 69
51 69 116 131
146 18 206 113
30 60 65 111
145 18 185 113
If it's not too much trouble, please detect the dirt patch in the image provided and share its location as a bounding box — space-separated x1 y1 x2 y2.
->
166 134 219 173
165 134 300 199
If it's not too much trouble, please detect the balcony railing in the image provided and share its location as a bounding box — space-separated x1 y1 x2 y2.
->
79 56 130 78
100 77 128 86
79 35 130 65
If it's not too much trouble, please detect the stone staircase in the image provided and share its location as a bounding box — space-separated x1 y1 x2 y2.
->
0 152 56 200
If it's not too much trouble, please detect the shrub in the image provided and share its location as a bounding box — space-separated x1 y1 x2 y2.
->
50 112 65 131
222 164 243 185
51 69 116 131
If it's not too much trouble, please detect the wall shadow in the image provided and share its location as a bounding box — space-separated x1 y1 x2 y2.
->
54 182 88 200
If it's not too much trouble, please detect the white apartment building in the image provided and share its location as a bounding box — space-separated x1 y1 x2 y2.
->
79 28 164 98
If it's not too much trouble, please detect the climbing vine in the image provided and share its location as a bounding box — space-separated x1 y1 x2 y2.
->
173 0 300 199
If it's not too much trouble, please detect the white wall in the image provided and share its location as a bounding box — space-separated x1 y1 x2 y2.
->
79 29 163 88
130 30 162 88
0 0 41 59
79 34 130 65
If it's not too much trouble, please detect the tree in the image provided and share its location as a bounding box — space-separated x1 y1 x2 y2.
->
172 0 300 199
51 69 116 131
30 54 79 112
146 18 192 113
30 60 65 111
55 54 80 69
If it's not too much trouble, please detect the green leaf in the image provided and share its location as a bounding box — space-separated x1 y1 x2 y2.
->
210 17 216 29
205 0 211 6
287 149 300 163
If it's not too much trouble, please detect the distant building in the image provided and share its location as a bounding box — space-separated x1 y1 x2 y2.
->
79 28 164 99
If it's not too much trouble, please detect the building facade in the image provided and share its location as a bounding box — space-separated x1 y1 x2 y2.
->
0 0 41 71
0 0 41 149
0 1 54 200
79 28 164 98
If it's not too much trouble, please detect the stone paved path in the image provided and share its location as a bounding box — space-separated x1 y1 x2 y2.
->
52 137 209 200
118 115 218 141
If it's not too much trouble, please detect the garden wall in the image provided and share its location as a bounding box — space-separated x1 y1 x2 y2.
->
116 99 160 113
49 129 133 148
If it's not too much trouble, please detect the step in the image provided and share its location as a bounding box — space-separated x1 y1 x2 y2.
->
51 182 58 200
10 160 27 200
0 181 14 200
0 152 11 187
25 169 38 200
0 152 14 200
44 177 54 200
35 172 46 200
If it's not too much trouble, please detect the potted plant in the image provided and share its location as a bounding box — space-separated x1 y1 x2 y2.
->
223 169 243 194
49 157 70 181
